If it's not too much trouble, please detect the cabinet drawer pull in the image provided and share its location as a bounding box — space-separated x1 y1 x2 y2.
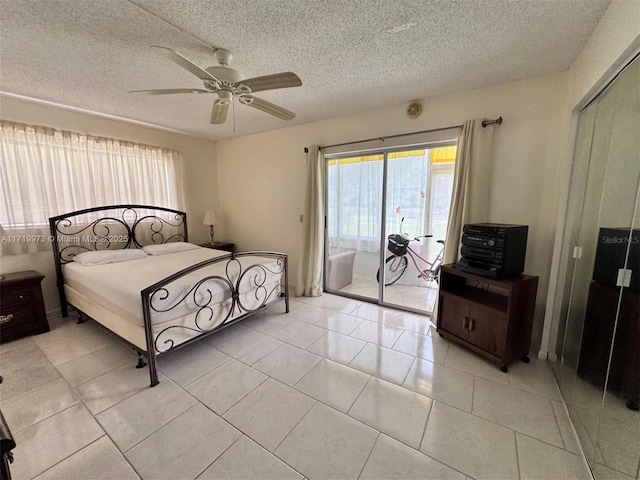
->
0 314 14 324
469 318 475 332
463 316 469 330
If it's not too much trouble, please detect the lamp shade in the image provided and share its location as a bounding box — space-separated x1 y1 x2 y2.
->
202 209 217 226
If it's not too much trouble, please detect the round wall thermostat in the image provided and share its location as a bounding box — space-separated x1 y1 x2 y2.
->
407 101 422 119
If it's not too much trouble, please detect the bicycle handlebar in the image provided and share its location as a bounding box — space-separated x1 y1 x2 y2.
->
396 218 442 243
409 234 433 241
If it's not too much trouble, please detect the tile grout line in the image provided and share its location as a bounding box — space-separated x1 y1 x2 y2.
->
2 376 76 433
471 375 476 413
470 368 567 402
85 377 195 480
416 406 475 479
550 398 569 450
193 434 244 480
400 355 417 385
516 430 587 457
270 399 318 453
345 375 374 415
123 400 196 449
355 431 381 480
217 375 271 417
514 430 522 480
171 354 234 389
30 435 110 480
417 396 435 452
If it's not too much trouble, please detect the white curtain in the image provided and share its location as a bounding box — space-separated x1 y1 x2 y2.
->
443 119 495 264
300 145 325 296
327 155 383 253
327 152 439 255
0 121 187 254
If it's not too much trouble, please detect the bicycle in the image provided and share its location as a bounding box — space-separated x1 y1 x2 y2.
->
376 217 445 286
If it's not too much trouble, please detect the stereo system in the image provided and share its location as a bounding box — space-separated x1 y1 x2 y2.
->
456 223 529 279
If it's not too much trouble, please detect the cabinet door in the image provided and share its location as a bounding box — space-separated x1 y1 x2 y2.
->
467 307 507 358
438 295 470 340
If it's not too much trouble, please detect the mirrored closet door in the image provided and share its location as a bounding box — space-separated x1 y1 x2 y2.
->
552 54 640 479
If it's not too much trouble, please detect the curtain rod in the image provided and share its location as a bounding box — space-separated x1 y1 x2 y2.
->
304 117 502 153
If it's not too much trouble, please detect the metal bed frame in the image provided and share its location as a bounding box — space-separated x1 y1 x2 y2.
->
49 205 289 387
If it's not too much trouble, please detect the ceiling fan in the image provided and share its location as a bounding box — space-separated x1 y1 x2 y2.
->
130 46 302 125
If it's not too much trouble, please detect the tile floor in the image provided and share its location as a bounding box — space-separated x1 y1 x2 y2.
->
336 276 439 314
0 294 592 480
553 362 640 479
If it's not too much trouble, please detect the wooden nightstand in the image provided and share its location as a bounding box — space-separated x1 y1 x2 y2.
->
199 241 235 253
0 271 49 344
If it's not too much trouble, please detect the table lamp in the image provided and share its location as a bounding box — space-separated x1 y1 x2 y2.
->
202 209 217 245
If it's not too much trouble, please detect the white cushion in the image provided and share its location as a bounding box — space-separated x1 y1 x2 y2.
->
326 250 356 290
72 249 147 266
142 242 201 256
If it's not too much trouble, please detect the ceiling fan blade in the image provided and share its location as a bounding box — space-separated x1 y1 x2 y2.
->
238 72 302 93
129 88 211 95
210 101 229 124
243 96 295 121
151 46 220 83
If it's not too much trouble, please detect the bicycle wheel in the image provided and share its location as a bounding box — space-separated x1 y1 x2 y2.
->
376 255 408 286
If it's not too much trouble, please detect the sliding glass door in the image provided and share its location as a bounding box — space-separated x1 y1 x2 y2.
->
325 152 384 302
324 143 456 315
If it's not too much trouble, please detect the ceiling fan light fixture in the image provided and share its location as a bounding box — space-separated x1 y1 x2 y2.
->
217 90 232 104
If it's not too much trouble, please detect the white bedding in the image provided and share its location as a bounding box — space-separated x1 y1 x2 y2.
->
63 247 284 328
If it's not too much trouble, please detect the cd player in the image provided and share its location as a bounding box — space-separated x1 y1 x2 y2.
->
457 223 528 278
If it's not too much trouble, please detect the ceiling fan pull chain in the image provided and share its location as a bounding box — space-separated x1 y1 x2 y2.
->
233 98 237 134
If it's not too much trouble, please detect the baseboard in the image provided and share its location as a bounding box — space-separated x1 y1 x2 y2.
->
46 308 62 320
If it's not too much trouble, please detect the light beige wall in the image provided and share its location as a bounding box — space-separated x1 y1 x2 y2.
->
569 0 640 109
0 96 218 315
216 71 571 351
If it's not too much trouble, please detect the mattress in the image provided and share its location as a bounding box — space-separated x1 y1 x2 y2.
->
63 247 284 330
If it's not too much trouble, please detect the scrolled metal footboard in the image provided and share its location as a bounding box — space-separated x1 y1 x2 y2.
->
141 251 289 387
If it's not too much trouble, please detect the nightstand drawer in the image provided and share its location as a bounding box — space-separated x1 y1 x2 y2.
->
1 287 35 307
0 270 49 343
0 304 38 334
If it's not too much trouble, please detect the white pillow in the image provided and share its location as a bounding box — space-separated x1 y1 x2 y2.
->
142 242 201 256
72 249 147 266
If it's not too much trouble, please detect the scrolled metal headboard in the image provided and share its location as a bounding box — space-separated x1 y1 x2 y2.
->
49 204 188 316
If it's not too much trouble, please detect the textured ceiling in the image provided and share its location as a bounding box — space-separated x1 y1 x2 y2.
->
0 0 610 141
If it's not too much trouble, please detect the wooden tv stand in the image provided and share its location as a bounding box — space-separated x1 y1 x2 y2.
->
437 264 538 372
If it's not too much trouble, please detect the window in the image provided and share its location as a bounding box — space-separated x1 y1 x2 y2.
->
0 121 186 253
